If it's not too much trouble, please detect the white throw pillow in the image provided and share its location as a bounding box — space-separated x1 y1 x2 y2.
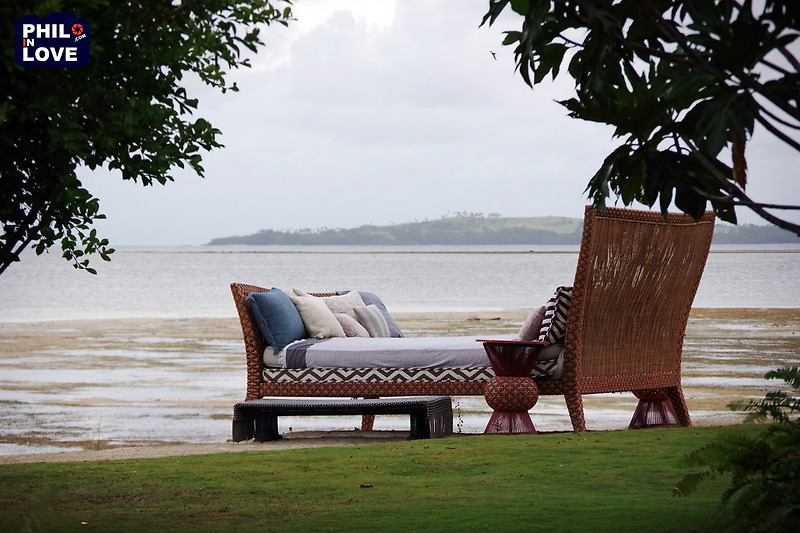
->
292 288 367 319
322 290 367 318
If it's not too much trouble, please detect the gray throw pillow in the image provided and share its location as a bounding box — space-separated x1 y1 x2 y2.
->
354 305 391 338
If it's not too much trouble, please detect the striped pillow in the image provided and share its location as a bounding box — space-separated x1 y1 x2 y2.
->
354 305 392 338
537 286 573 344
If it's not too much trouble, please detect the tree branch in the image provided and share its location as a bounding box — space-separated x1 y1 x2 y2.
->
760 58 794 77
567 1 700 66
0 236 33 277
645 1 800 127
640 0 711 65
755 112 800 152
556 32 583 48
698 192 800 211
778 45 800 72
739 75 800 123
688 145 800 236
756 100 800 130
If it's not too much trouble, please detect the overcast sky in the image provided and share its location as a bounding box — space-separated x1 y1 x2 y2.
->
79 0 799 245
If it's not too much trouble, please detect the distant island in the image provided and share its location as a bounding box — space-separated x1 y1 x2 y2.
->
207 212 797 246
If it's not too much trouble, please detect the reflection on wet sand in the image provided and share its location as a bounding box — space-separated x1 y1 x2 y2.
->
0 308 798 456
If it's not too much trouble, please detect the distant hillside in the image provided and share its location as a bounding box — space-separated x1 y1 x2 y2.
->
710 223 798 244
208 214 583 245
207 213 797 246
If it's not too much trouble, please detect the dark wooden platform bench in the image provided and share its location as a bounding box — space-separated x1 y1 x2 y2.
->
232 396 453 442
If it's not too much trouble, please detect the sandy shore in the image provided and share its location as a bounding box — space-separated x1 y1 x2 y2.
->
1 308 798 464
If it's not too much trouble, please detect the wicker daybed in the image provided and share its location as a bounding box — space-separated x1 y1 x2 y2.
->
231 206 715 432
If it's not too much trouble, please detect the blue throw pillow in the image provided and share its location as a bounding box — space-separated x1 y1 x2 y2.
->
246 288 308 352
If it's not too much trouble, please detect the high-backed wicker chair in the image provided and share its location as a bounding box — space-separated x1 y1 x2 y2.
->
231 205 715 432
536 206 715 431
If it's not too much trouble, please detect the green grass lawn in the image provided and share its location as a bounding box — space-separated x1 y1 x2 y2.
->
0 426 745 532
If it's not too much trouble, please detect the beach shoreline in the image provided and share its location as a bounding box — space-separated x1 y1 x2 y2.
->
1 308 798 463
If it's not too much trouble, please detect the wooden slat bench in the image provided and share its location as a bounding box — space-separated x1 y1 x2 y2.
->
232 396 453 442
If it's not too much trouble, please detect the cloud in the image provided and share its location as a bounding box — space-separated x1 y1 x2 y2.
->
79 0 797 245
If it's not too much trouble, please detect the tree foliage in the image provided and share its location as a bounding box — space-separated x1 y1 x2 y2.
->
675 367 800 533
0 0 292 275
482 0 800 235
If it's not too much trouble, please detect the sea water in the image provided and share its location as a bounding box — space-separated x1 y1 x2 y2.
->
1 244 798 322
0 244 797 454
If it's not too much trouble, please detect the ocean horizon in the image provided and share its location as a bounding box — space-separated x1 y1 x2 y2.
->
1 244 798 323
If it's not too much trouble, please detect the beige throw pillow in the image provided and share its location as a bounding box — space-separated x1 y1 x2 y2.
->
289 293 345 339
292 288 367 319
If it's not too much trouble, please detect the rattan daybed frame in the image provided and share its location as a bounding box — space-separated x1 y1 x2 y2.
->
231 206 715 432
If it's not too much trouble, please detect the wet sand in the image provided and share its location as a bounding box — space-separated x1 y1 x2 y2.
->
0 308 798 463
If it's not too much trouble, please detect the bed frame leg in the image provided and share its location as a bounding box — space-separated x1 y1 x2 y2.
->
361 414 375 431
254 415 282 441
408 412 431 440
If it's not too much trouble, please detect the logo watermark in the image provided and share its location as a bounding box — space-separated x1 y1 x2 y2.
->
16 12 90 67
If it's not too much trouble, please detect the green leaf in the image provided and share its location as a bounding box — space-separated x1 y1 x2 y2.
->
509 0 531 15
481 0 511 28
502 31 522 46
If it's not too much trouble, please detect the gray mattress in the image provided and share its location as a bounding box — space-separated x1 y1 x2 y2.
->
284 335 518 369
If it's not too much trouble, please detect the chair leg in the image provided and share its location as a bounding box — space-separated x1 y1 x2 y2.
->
629 389 681 429
666 387 692 427
564 391 586 432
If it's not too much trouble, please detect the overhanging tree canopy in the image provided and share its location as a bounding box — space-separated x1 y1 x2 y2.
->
0 0 292 275
482 0 800 235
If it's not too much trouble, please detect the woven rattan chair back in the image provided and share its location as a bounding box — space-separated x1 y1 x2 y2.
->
545 206 715 430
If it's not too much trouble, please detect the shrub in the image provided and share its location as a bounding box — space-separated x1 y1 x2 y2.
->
675 367 800 533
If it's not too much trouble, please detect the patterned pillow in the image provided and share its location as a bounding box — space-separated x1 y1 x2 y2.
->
354 305 392 338
518 305 546 341
334 313 370 337
338 290 404 337
537 286 573 344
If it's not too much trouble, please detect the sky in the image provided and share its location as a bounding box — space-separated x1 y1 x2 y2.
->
79 0 799 245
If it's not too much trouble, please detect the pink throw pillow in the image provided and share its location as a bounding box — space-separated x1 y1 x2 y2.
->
334 313 370 337
518 305 546 341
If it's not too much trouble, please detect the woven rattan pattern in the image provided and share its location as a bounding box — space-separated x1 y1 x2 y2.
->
538 206 714 430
